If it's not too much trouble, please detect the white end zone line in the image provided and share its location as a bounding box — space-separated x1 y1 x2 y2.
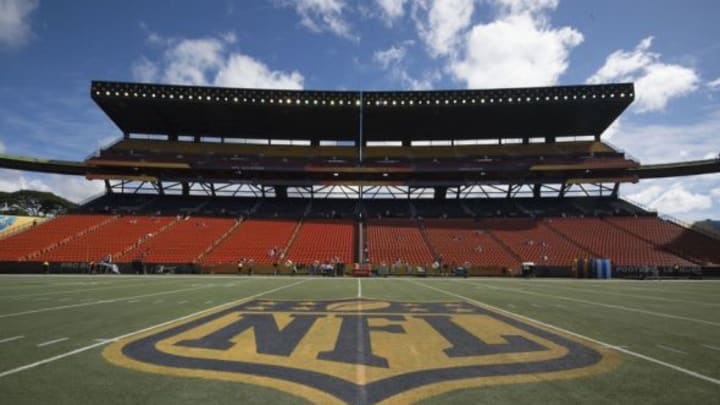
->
412 280 720 387
0 279 309 379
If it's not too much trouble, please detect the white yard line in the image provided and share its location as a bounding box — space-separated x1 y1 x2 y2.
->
656 345 687 355
2 280 183 299
37 337 69 347
0 336 24 344
177 300 189 304
0 279 309 379
471 282 720 327
413 280 720 387
702 344 720 352
357 278 362 298
0 285 215 319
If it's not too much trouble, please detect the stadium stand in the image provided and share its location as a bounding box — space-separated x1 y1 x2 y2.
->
285 220 355 264
0 215 112 261
422 219 520 269
201 219 298 265
33 216 175 263
366 219 433 265
119 217 236 263
606 216 720 265
477 218 591 266
545 217 695 267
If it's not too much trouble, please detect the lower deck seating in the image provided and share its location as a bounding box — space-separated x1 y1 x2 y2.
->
545 217 694 267
366 219 433 265
477 218 590 266
119 217 236 263
606 217 720 265
286 220 354 264
0 215 111 261
423 219 519 268
35 216 175 263
202 219 298 265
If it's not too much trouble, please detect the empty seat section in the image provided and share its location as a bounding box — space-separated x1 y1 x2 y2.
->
0 215 112 261
423 219 519 268
606 217 720 265
478 218 589 266
367 219 432 265
202 219 297 264
35 216 175 263
286 220 354 264
545 217 694 267
120 217 236 263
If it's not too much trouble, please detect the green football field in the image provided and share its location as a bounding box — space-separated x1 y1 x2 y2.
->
0 275 719 404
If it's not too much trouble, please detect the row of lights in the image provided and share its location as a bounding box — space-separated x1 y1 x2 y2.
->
95 89 633 108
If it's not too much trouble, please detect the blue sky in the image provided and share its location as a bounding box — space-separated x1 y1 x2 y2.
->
0 0 719 221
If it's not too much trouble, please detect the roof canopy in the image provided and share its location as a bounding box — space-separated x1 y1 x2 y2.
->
92 81 634 142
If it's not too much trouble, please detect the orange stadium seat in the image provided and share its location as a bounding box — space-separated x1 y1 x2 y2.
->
285 220 354 264
0 215 113 261
119 217 236 263
366 219 433 265
422 219 520 268
202 219 298 265
545 217 694 267
34 216 175 263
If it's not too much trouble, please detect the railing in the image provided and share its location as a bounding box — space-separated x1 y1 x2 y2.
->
603 139 640 163
619 196 657 214
659 214 720 242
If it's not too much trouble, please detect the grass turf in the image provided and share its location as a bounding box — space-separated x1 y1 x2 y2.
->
0 275 718 404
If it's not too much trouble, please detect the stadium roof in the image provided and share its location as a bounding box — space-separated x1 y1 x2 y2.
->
91 81 634 142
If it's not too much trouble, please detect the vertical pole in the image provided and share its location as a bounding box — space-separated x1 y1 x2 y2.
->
358 92 365 265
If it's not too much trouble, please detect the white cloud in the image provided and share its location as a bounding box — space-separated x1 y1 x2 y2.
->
414 0 475 58
493 0 559 14
373 44 408 69
587 37 699 113
0 0 38 47
133 33 304 90
605 109 720 164
712 188 720 199
372 41 439 90
708 77 720 90
376 0 407 24
624 182 712 216
276 0 355 40
0 169 105 204
451 13 582 88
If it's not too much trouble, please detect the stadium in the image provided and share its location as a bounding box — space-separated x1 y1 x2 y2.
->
0 80 719 404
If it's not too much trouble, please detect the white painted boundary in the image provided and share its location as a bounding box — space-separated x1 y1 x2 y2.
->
412 280 720 387
470 282 720 327
0 285 219 319
37 338 69 347
0 336 24 344
357 279 362 298
0 279 308 379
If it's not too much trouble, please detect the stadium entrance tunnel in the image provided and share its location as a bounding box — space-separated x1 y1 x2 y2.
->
104 298 618 404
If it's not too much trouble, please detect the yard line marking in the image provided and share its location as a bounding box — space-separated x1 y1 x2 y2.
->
0 336 24 344
128 300 140 303
702 344 720 352
2 279 184 299
474 282 720 327
0 279 308 379
357 278 362 298
657 345 687 355
0 285 215 319
37 337 69 347
413 280 720 387
177 300 189 304
522 282 720 307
